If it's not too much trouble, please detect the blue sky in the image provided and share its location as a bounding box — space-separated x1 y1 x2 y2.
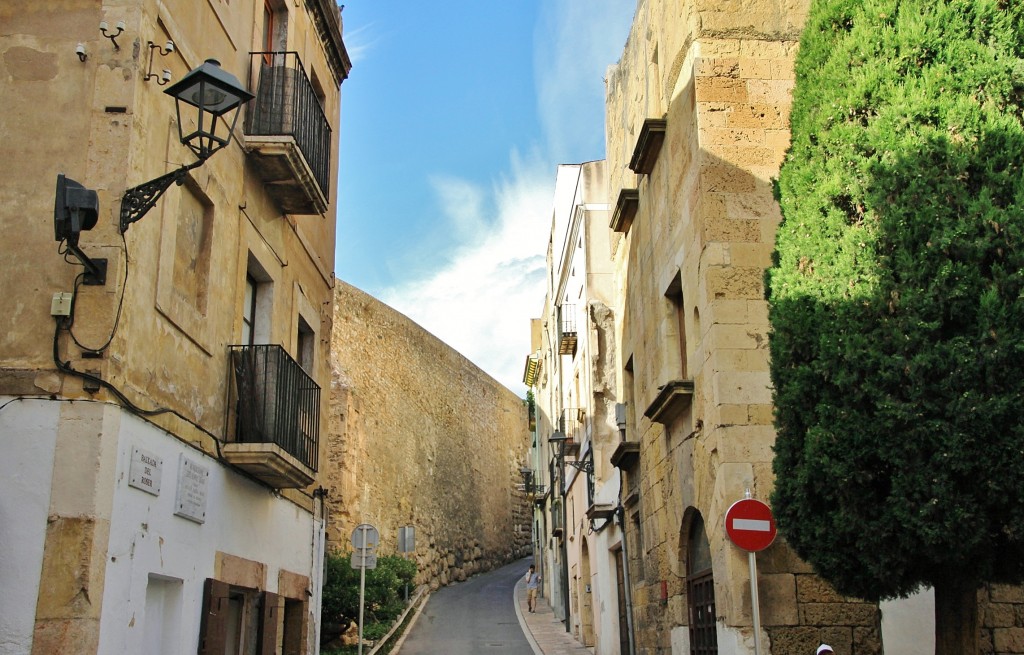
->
335 1 635 395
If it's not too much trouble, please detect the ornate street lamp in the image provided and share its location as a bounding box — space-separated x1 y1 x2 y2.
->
547 429 571 632
548 430 567 461
119 58 254 233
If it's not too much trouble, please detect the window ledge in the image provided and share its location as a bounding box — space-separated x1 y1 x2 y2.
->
610 188 639 234
629 118 668 175
643 379 694 425
610 441 640 469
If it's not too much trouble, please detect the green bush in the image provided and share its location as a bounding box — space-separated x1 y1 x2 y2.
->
768 0 1024 650
321 550 417 645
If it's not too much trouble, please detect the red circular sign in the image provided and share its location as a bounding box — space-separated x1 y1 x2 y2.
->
725 498 777 552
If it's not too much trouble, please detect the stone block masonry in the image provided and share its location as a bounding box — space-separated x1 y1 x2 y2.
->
324 281 532 590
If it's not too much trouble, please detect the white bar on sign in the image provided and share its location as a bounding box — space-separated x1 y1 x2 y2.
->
733 518 771 532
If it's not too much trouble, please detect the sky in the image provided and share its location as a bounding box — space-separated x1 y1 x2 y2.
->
334 2 636 397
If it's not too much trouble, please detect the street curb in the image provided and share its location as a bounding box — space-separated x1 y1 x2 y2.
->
513 579 544 655
380 588 430 655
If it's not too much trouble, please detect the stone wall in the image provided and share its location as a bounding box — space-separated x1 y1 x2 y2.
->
324 281 532 589
604 1 1024 654
981 584 1024 655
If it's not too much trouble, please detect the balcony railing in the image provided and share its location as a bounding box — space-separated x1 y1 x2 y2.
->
559 407 585 454
558 304 577 355
245 51 331 214
226 345 319 487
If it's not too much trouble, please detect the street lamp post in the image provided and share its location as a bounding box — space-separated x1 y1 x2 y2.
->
119 58 254 233
549 430 571 633
54 58 254 283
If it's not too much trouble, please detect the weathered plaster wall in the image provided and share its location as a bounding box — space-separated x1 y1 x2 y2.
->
325 281 532 589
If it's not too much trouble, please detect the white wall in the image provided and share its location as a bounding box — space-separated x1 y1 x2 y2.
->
97 410 321 654
592 523 624 655
881 589 935 654
0 398 59 655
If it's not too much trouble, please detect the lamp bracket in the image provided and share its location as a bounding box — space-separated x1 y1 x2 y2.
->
144 41 174 84
65 243 108 285
100 21 125 50
565 459 593 474
119 161 201 233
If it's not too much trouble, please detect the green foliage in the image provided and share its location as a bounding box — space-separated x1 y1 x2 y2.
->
768 0 1024 602
321 550 417 636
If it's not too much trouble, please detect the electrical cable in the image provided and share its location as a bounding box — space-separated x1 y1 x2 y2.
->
64 231 129 354
52 317 223 448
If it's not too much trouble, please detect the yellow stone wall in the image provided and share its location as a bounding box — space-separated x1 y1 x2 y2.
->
604 0 884 652
325 281 533 589
0 0 343 485
1 1 347 651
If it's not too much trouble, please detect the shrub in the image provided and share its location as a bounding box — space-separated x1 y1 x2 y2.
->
321 549 417 644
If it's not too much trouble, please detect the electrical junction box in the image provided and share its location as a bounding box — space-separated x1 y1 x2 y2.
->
51 292 72 316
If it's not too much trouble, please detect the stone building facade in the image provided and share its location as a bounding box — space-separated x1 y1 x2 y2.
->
527 161 621 645
604 0 832 652
325 281 532 590
0 1 349 653
527 1 1024 654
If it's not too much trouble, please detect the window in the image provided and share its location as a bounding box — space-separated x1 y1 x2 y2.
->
665 271 687 379
585 448 595 507
243 254 273 345
296 316 314 375
198 579 279 655
687 514 717 655
631 509 645 582
242 275 256 346
143 575 183 655
262 1 286 57
282 597 307 655
309 67 328 113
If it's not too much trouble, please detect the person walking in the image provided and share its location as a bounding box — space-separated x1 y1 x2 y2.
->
525 564 541 613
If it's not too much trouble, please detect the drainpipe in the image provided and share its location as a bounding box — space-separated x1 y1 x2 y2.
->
559 463 571 633
617 503 637 655
615 405 637 655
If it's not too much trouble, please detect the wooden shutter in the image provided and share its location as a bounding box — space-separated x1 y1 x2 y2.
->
198 578 231 655
257 591 280 655
282 597 309 655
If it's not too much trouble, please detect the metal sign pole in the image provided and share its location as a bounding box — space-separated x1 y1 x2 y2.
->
358 527 367 655
749 550 762 655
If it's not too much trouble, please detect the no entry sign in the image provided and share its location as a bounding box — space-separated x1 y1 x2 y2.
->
725 498 777 552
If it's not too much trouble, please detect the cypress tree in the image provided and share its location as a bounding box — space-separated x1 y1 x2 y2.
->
767 1 1024 651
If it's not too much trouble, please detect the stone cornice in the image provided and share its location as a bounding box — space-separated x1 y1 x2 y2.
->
306 0 352 84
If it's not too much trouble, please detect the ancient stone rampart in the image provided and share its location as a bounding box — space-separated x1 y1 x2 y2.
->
324 281 532 589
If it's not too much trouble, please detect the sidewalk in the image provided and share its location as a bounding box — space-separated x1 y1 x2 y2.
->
513 579 594 655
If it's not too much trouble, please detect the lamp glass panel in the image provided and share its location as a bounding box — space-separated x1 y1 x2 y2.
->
174 79 244 115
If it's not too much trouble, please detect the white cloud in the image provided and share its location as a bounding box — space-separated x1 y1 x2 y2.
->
340 22 378 65
534 0 637 162
374 3 634 396
380 152 553 396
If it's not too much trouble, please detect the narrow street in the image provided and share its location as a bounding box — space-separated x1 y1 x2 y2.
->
396 559 535 655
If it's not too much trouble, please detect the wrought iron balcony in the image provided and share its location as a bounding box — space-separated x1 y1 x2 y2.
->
225 344 319 488
558 407 585 455
557 304 577 356
516 482 548 496
244 51 331 215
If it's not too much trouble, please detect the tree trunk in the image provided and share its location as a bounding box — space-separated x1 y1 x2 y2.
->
934 578 979 655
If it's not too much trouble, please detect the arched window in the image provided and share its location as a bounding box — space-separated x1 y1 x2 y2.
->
687 513 717 655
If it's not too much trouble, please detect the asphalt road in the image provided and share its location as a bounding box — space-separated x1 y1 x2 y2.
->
396 558 535 655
